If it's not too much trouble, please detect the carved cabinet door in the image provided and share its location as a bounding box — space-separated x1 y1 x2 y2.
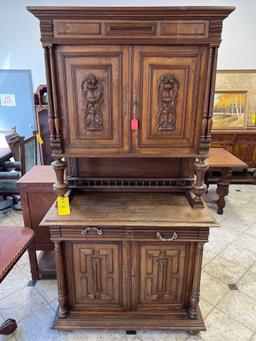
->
131 242 189 311
133 46 208 156
70 241 127 310
56 46 129 156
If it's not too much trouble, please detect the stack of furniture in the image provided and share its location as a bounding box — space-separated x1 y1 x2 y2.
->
34 85 53 165
0 131 37 209
28 6 234 333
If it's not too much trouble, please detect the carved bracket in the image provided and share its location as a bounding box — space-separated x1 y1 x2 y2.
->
157 73 178 131
82 73 104 131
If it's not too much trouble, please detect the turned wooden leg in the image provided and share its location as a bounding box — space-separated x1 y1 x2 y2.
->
216 168 232 215
54 241 68 318
189 243 204 319
52 158 68 197
0 319 17 335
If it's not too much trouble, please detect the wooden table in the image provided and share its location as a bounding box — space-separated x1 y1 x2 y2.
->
206 148 248 214
17 166 56 283
0 227 34 335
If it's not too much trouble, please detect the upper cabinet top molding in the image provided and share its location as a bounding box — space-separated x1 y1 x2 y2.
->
27 6 235 45
27 6 235 19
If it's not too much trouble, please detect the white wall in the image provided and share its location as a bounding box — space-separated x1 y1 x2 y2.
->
0 0 255 89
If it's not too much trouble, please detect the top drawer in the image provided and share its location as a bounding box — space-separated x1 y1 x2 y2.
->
51 225 209 242
53 20 209 40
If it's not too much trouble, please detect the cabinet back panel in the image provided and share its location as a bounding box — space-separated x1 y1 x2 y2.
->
68 157 194 178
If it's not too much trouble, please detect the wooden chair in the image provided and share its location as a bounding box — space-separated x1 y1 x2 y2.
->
0 226 34 335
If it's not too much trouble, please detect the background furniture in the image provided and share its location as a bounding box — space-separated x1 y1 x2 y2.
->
0 226 34 335
29 5 233 333
0 147 12 163
0 132 38 211
211 130 256 181
206 148 248 214
17 166 56 282
34 85 53 165
0 70 35 138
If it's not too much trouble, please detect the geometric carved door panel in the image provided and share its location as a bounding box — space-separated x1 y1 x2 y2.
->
73 243 122 306
137 243 187 306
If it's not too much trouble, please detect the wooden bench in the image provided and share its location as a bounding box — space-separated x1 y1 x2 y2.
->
206 148 248 214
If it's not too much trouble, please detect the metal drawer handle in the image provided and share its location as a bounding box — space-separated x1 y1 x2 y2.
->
81 227 103 236
156 231 178 242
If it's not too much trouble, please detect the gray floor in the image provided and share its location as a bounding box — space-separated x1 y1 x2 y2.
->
0 184 256 341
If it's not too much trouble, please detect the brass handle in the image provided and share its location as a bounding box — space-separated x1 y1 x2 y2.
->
133 95 137 118
156 231 178 242
81 227 103 236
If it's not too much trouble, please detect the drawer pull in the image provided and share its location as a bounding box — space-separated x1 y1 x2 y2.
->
81 227 103 236
156 231 178 241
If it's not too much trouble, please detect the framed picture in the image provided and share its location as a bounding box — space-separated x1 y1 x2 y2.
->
213 70 256 130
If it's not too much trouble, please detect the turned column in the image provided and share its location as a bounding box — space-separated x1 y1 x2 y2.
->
52 158 68 197
189 243 204 319
54 241 68 318
191 156 208 206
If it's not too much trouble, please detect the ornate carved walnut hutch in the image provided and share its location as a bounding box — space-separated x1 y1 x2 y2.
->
28 6 234 332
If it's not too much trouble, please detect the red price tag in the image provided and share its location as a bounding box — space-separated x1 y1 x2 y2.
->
131 118 139 131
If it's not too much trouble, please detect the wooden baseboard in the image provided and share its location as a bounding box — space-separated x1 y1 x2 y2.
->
52 308 206 332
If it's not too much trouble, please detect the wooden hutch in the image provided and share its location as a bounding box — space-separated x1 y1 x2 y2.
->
28 6 234 333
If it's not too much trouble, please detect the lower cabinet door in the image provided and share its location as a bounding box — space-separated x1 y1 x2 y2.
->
132 242 189 311
69 241 126 310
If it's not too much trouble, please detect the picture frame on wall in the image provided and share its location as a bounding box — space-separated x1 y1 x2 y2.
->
213 70 256 130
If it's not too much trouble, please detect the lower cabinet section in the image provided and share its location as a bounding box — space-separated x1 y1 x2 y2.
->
52 228 208 331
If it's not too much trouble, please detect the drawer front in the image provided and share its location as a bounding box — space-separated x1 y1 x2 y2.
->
53 226 208 242
53 20 209 40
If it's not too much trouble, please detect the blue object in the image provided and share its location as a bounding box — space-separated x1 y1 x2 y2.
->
0 70 35 138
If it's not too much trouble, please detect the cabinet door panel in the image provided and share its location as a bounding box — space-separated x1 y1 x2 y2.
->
133 46 207 156
72 242 124 308
132 242 188 310
57 46 129 155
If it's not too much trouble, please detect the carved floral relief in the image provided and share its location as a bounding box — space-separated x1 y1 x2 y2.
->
82 73 104 131
157 73 179 131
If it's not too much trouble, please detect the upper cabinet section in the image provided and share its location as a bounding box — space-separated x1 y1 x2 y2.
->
28 6 234 158
28 6 234 46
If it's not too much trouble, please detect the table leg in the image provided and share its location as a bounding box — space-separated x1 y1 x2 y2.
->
28 246 39 283
216 168 232 215
0 318 17 335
